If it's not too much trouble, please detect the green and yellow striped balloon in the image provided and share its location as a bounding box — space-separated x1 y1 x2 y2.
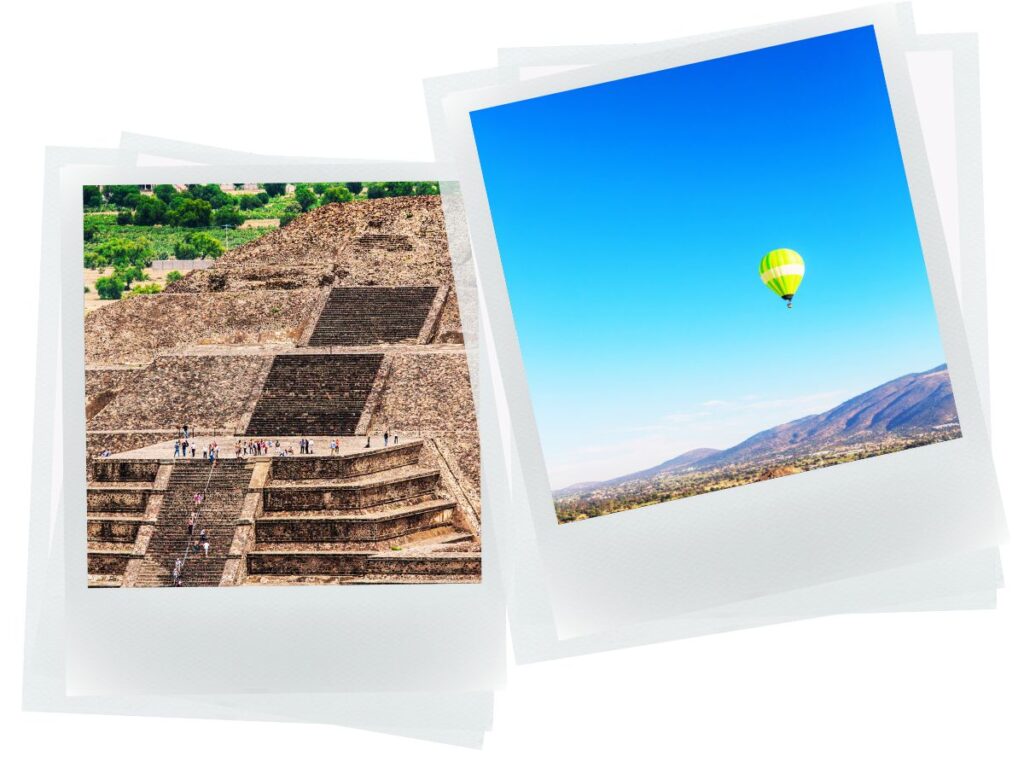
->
759 248 805 308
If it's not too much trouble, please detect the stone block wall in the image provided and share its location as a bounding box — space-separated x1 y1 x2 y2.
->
268 442 422 481
84 289 322 364
88 355 268 432
263 471 440 512
372 352 477 436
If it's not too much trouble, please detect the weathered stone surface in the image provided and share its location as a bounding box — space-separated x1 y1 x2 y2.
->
269 441 422 481
87 487 153 513
263 470 440 512
87 551 134 575
88 518 142 543
84 289 321 365
255 501 454 544
220 197 453 288
164 264 341 294
89 355 268 432
92 458 162 483
372 353 477 436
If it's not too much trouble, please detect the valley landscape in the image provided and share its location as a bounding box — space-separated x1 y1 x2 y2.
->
553 365 960 522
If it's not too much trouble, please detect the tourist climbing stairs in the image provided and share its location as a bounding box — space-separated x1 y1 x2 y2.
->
134 459 255 587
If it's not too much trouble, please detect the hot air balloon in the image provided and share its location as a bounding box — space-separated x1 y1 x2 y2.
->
759 248 805 308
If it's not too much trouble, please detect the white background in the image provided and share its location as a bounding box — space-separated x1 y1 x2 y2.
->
1 0 1021 764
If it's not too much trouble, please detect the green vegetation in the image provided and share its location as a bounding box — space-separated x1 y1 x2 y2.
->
85 236 154 270
83 185 104 208
130 282 163 294
95 275 124 299
165 270 184 284
134 196 168 225
173 231 224 260
83 215 268 262
294 184 317 212
82 181 443 286
213 205 245 228
320 185 353 205
167 197 213 228
153 184 177 204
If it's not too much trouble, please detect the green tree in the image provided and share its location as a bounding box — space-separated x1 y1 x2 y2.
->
84 221 100 243
131 282 163 294
165 270 184 284
238 194 263 210
320 185 354 205
312 182 330 194
255 191 270 205
134 196 168 225
104 185 141 207
412 181 440 195
153 184 177 204
366 182 416 199
167 197 212 227
94 275 125 299
83 186 104 208
213 205 244 228
294 184 317 211
263 183 287 197
279 201 302 227
209 190 234 209
116 209 134 225
173 231 225 260
345 181 363 195
113 263 146 288
186 183 223 202
92 236 155 270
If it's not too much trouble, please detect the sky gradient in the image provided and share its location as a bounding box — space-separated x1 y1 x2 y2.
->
470 26 949 488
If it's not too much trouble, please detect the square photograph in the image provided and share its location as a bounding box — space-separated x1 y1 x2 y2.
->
468 26 961 523
82 181 481 586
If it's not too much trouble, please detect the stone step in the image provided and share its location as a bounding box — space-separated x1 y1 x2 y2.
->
263 468 440 512
87 517 143 544
87 486 154 514
87 550 134 576
306 286 438 346
134 459 255 587
245 550 480 580
268 440 423 481
255 499 456 544
91 458 162 483
244 354 383 436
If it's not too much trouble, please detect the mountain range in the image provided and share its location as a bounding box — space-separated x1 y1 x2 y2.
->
554 364 960 498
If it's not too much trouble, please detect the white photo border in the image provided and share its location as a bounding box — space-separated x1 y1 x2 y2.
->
60 161 506 695
442 4 1005 639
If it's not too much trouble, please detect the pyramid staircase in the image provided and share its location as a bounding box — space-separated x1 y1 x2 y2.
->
245 440 480 583
306 286 438 346
131 459 255 587
243 353 382 436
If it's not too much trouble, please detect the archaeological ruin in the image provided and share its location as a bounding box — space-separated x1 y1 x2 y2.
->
84 195 481 587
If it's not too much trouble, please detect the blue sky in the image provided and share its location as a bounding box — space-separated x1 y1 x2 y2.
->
469 26 949 488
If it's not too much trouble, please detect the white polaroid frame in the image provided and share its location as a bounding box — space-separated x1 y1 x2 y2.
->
24 145 495 746
443 4 1005 639
58 161 506 695
424 17 1003 664
491 30 1003 663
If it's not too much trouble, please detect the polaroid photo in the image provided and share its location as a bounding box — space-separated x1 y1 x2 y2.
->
443 3 1005 640
56 160 506 695
24 147 497 746
424 15 1003 663
422 16 1003 664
